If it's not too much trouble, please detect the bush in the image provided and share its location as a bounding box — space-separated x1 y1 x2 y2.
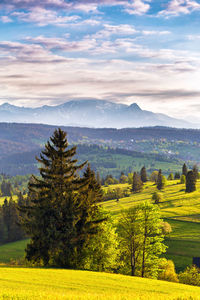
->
180 174 186 184
161 221 172 235
168 173 174 180
150 171 159 183
152 192 163 204
179 266 200 286
158 259 178 282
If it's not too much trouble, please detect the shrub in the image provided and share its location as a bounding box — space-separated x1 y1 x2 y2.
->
150 171 159 183
180 174 186 184
168 173 174 180
158 259 178 282
161 221 172 235
152 191 163 204
179 266 200 286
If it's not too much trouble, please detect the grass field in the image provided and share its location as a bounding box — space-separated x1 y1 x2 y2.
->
0 267 200 299
1 179 200 272
0 240 27 263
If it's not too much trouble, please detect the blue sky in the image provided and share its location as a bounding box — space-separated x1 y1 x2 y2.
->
0 0 200 121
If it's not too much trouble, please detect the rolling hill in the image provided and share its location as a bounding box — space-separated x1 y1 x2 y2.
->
2 179 200 272
0 267 200 299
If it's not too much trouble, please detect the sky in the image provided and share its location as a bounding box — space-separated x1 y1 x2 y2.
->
0 0 200 121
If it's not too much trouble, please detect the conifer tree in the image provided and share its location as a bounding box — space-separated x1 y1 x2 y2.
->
132 172 143 193
174 172 180 179
157 169 165 190
140 166 147 183
182 163 188 177
19 129 104 267
186 171 196 193
192 165 199 181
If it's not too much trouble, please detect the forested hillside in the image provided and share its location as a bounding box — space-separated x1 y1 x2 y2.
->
0 123 200 175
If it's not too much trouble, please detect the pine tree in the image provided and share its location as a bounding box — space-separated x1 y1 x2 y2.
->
157 169 165 190
186 171 196 193
182 163 188 177
174 172 180 179
72 164 105 266
19 129 104 267
192 165 199 181
140 166 147 183
132 172 143 193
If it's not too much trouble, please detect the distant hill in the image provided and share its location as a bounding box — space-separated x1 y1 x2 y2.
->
0 99 195 128
0 122 199 175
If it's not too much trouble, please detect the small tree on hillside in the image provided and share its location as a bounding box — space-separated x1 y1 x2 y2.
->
185 171 196 193
182 163 188 176
174 172 180 179
152 191 163 204
180 174 186 184
150 171 159 183
193 165 199 181
157 170 166 190
132 172 143 193
168 173 174 181
140 166 147 183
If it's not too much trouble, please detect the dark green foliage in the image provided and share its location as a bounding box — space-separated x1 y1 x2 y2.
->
157 170 165 190
140 166 147 183
19 128 104 267
174 172 180 179
186 171 196 193
132 172 143 193
1 196 25 243
192 165 199 180
182 163 188 177
1 180 12 196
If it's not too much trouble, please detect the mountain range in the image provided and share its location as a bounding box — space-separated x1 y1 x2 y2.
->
0 99 196 128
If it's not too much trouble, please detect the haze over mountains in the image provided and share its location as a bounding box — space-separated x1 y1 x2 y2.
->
0 99 196 129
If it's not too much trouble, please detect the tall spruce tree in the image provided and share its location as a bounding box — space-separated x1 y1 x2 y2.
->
182 163 188 177
140 166 147 183
186 170 196 193
19 129 104 267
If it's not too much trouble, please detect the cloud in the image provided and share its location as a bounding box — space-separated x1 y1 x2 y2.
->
142 30 171 35
25 36 98 53
159 0 200 17
12 8 80 26
124 0 151 15
0 16 13 23
0 0 152 16
92 24 137 39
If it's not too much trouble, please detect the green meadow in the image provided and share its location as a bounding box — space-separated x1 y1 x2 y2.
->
1 179 200 271
1 179 200 299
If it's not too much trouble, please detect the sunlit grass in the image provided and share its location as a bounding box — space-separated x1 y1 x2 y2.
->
0 268 200 299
